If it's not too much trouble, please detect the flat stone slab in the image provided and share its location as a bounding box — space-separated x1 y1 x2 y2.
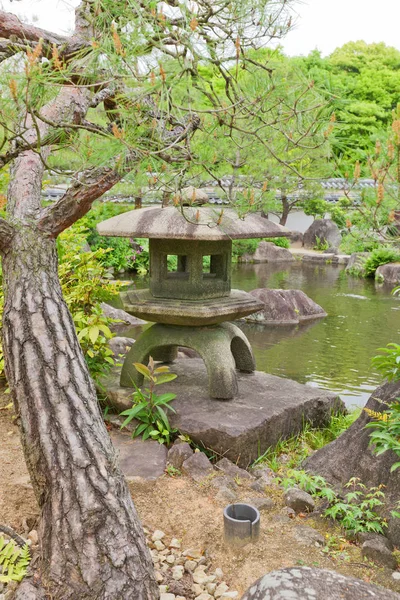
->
103 359 344 468
110 430 167 481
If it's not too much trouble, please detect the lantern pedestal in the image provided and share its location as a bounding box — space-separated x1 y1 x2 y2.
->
120 322 255 400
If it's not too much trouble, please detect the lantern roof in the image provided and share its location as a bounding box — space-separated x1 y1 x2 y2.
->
97 206 289 241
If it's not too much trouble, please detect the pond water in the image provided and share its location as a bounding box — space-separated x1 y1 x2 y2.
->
231 262 400 408
120 262 400 409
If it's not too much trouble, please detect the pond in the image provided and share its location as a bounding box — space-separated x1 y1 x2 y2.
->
120 262 400 409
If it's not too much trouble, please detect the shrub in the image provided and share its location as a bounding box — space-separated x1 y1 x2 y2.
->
120 358 177 445
232 238 259 259
232 236 290 260
272 236 290 249
363 246 400 278
58 225 122 383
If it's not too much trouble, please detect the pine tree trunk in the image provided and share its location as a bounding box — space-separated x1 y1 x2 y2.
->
2 226 158 600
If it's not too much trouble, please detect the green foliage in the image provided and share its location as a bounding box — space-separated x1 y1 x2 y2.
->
232 239 259 260
313 236 330 252
324 478 386 535
366 315 400 470
363 247 400 278
279 469 337 502
87 232 134 272
272 237 290 249
253 411 360 472
0 537 30 584
296 42 400 169
232 237 290 260
372 342 400 382
339 233 381 255
58 225 121 382
280 471 386 535
120 357 177 444
303 197 328 220
365 401 400 472
79 203 151 274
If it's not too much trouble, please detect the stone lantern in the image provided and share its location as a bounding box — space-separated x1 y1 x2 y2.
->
97 205 289 399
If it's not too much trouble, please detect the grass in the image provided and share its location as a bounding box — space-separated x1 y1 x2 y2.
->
253 409 361 472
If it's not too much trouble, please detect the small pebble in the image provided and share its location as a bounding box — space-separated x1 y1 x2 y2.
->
183 548 203 559
215 583 229 598
392 572 400 580
195 594 213 600
192 583 204 596
170 538 181 549
206 582 217 594
185 560 197 572
154 540 166 551
172 565 184 581
166 554 175 565
220 593 239 599
160 594 176 600
155 570 164 583
152 530 166 542
159 585 168 594
27 530 38 545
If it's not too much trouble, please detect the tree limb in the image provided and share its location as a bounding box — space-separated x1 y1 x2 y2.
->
0 10 67 45
37 152 140 237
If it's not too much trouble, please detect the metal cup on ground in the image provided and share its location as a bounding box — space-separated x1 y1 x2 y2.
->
223 503 260 547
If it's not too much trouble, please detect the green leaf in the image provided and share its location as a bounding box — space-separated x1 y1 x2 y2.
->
154 373 177 385
154 392 176 404
133 363 151 379
119 402 148 428
89 326 100 345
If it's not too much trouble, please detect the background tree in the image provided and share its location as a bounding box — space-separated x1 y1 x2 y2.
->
0 1 297 598
295 41 400 171
180 48 333 225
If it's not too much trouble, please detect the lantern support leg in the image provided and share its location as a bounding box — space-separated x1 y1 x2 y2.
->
120 323 255 400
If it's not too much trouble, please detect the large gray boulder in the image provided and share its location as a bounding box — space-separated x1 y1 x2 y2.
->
303 219 341 249
345 252 370 276
101 302 146 331
376 262 400 284
108 336 135 358
247 289 327 325
240 241 294 263
242 567 400 600
305 379 400 545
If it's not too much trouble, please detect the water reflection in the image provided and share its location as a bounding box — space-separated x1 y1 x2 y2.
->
232 262 400 407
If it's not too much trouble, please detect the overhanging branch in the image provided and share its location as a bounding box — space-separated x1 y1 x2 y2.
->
37 152 140 237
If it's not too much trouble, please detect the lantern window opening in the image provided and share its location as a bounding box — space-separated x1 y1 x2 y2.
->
203 254 225 280
166 254 189 279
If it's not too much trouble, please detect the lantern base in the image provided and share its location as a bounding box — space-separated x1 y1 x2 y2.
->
120 322 255 400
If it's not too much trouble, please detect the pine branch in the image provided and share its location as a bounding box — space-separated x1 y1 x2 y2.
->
37 152 140 237
0 10 66 45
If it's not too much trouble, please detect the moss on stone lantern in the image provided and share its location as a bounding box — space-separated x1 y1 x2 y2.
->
97 205 289 399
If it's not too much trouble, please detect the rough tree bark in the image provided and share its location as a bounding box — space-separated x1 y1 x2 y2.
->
2 229 157 599
0 10 159 596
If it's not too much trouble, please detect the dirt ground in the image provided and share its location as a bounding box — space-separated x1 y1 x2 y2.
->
1 390 399 597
